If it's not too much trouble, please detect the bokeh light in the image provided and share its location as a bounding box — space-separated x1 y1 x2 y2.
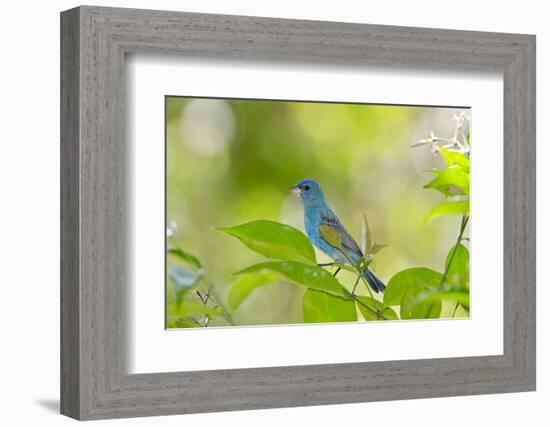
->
179 99 236 156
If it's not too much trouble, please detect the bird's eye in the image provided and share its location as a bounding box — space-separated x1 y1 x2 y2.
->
303 185 311 191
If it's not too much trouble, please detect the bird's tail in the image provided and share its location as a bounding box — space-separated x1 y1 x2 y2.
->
362 267 386 293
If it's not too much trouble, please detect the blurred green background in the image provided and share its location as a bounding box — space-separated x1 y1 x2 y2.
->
166 97 468 327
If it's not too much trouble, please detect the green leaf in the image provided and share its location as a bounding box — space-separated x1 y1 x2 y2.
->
438 147 470 170
361 213 386 256
445 243 469 287
386 264 469 319
384 268 443 306
424 167 470 196
401 283 470 318
356 296 399 321
227 272 279 311
369 243 388 255
169 265 203 294
425 201 470 222
303 289 358 323
236 262 349 298
217 220 316 264
429 288 470 309
401 291 442 319
168 247 202 269
361 213 372 254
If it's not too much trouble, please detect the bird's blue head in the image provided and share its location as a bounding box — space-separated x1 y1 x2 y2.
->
291 178 327 208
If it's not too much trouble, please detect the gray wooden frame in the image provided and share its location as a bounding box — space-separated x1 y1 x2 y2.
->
60 5 536 420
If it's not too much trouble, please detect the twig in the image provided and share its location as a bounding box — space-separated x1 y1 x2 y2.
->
412 111 470 155
337 249 376 300
195 290 207 305
351 276 361 296
317 244 384 319
182 315 204 327
451 303 460 318
348 293 389 321
205 280 236 326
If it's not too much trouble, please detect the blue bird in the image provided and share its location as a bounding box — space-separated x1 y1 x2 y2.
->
291 178 385 293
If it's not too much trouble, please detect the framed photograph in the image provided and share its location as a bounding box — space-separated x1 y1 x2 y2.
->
61 6 536 420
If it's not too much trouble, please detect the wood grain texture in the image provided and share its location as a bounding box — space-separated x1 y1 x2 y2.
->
60 7 81 419
60 6 536 420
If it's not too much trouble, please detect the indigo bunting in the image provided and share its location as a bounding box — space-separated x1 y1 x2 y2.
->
291 178 385 293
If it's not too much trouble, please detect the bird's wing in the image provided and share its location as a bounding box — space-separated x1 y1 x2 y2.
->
319 210 362 258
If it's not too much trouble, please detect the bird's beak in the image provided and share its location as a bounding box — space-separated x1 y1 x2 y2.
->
290 185 301 195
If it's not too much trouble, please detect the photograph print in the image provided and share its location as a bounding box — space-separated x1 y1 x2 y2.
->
165 97 471 329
